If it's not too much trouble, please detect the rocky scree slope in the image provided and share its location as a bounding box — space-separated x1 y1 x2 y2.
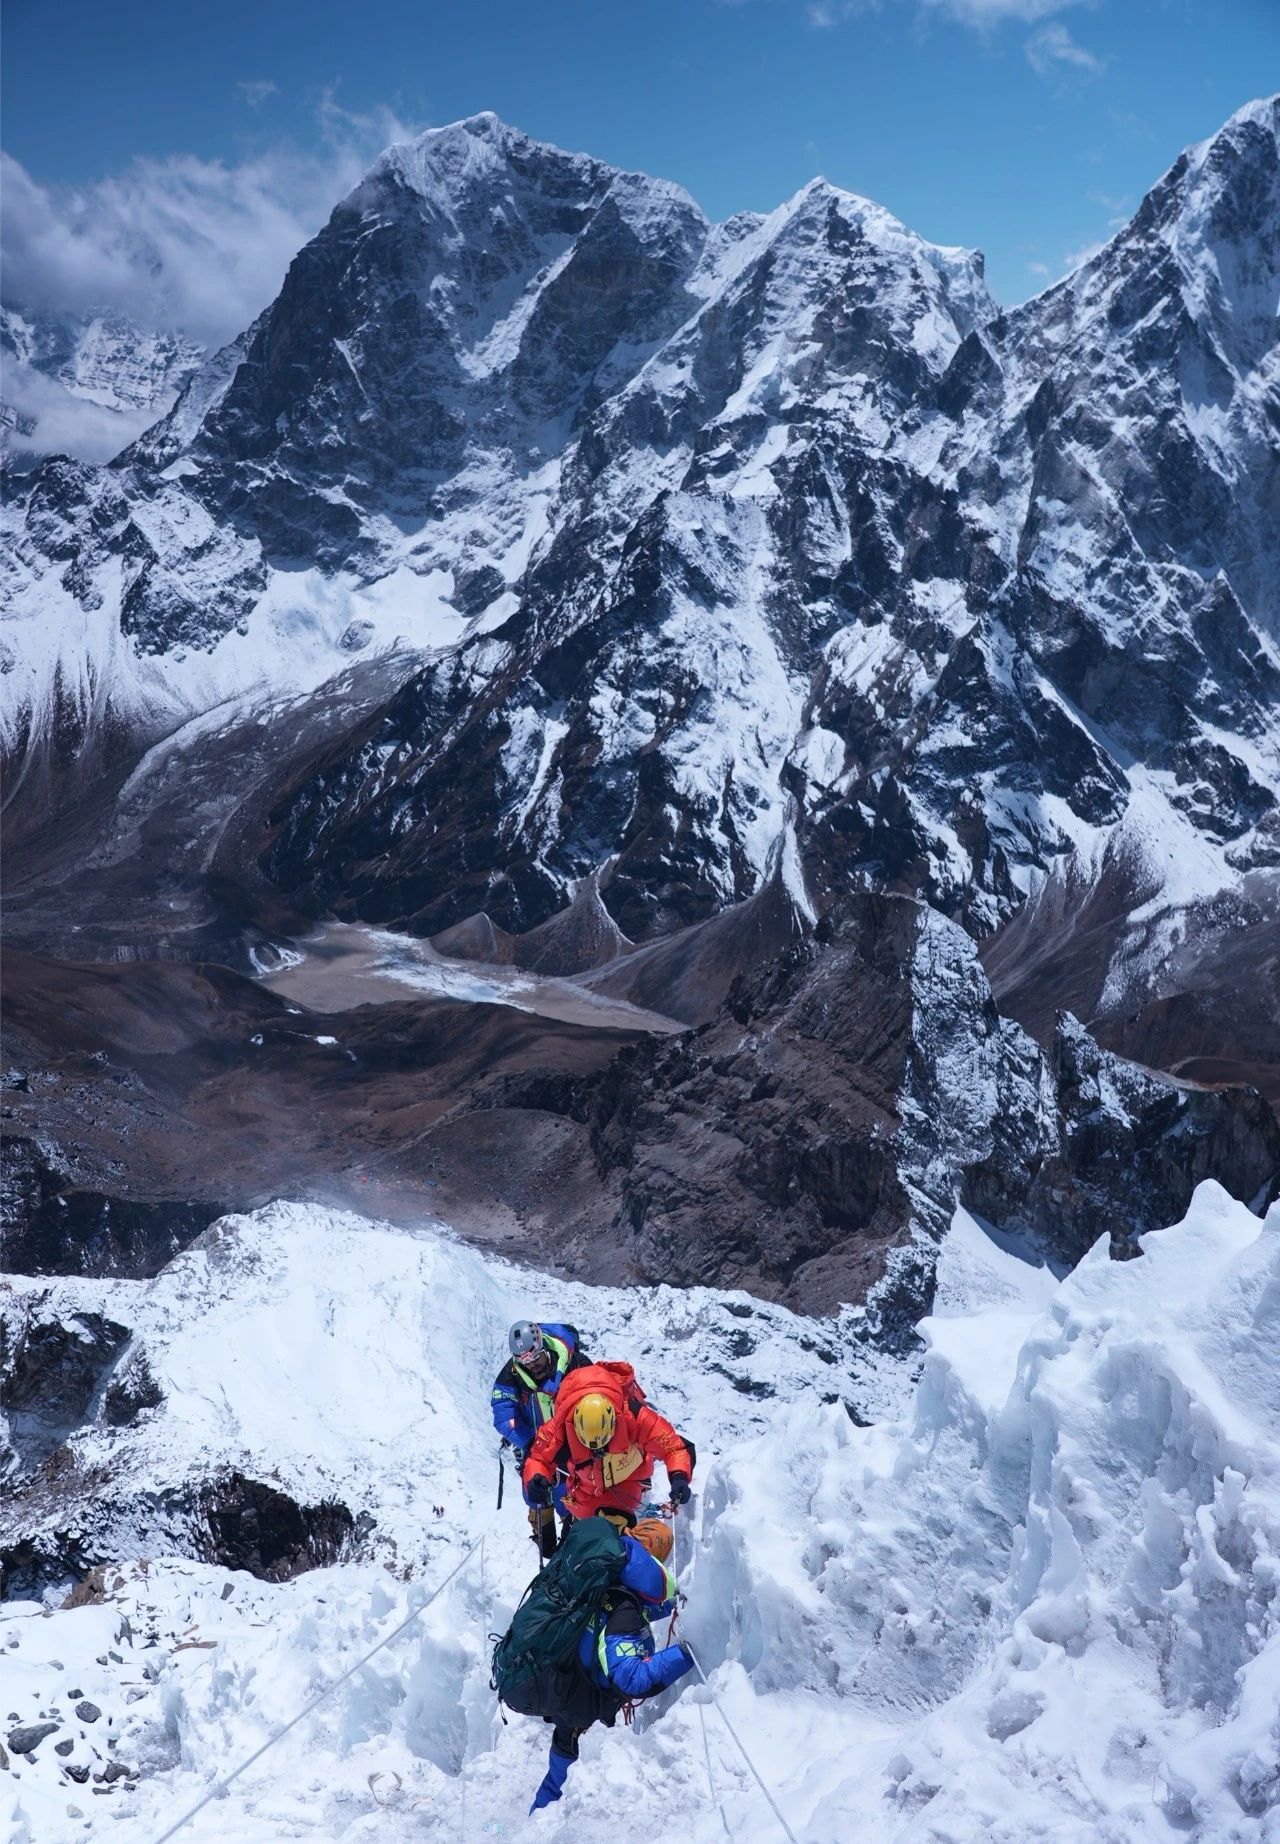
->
484 892 1279 1317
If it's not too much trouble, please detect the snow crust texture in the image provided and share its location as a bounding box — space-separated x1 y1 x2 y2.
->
3 1182 1280 1843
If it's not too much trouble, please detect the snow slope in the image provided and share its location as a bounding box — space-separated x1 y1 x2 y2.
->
3 1182 1278 1842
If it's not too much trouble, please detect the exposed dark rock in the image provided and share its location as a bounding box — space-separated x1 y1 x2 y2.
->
0 1300 132 1466
1 1473 361 1601
1 1134 224 1278
964 1013 1280 1263
984 854 1280 1111
506 893 1279 1319
101 1352 163 1428
7 1721 59 1756
197 1473 356 1582
1 1532 93 1601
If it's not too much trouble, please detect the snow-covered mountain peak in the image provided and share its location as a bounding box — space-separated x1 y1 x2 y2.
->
365 111 707 238
372 111 604 209
5 97 1278 1003
775 172 990 308
1186 87 1279 185
1040 89 1279 344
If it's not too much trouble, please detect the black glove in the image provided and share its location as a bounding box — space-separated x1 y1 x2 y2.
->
669 1472 692 1506
526 1474 552 1508
511 1447 526 1467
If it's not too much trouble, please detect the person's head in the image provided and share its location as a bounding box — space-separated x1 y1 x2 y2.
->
572 1391 617 1453
509 1320 553 1382
631 1518 674 1564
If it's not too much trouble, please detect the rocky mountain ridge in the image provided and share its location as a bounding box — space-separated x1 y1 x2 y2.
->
2 100 1277 1331
6 103 1276 952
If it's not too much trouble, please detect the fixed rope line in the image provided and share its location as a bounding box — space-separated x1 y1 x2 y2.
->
460 1535 488 1844
685 1642 802 1844
686 1481 733 1837
698 1699 734 1839
150 1536 485 1844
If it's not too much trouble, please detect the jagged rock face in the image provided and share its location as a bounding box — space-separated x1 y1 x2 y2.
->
1 1135 225 1279
0 1287 355 1597
502 894 1279 1317
9 103 1275 958
161 133 708 577
255 100 1280 941
0 1474 357 1601
194 1474 357 1584
965 1013 1280 1263
0 1301 133 1469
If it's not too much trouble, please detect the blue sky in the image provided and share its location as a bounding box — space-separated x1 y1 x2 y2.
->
3 0 1277 328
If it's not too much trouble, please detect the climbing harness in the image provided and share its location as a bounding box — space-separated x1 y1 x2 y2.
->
684 1641 802 1844
149 1536 486 1844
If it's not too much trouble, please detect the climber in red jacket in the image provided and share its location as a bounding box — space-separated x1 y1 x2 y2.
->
522 1360 693 1522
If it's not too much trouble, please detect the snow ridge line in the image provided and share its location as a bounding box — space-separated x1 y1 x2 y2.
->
148 1536 487 1844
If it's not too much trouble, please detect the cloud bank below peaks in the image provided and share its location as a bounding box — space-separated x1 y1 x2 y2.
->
2 99 414 349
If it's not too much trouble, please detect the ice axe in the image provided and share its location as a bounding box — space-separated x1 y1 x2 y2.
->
496 1444 505 1511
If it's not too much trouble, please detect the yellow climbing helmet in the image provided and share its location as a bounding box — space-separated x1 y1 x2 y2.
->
573 1392 617 1453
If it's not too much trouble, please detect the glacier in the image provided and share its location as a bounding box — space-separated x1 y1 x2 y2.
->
3 1181 1278 1842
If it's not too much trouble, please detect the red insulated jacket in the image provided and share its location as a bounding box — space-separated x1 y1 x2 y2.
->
522 1360 693 1519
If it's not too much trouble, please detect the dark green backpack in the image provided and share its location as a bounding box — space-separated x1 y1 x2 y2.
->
491 1517 627 1726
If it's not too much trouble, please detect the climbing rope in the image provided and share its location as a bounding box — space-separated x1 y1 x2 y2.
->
698 1700 734 1840
149 1536 486 1844
460 1534 490 1844
684 1641 802 1844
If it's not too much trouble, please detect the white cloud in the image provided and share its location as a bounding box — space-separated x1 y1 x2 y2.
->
237 79 279 107
1 360 166 466
1028 259 1051 276
804 0 1092 36
1026 20 1103 73
922 0 1073 22
1 96 414 350
1062 235 1106 272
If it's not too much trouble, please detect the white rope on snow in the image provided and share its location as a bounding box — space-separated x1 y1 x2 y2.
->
685 1641 803 1844
698 1698 734 1840
149 1535 486 1844
460 1534 488 1843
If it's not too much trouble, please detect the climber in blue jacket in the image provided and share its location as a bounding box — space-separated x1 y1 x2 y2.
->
492 1319 590 1558
530 1518 693 1812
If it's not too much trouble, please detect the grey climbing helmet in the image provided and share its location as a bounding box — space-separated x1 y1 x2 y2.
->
509 1320 544 1362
